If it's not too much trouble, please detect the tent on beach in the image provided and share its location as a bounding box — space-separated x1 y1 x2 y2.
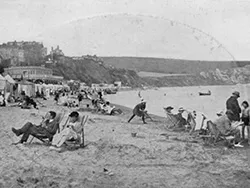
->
0 75 7 94
17 80 35 97
4 74 15 93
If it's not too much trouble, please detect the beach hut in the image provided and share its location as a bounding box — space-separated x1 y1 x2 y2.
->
17 80 35 97
4 74 15 93
4 74 16 102
0 75 6 94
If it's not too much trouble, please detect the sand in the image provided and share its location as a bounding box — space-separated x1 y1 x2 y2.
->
0 98 250 188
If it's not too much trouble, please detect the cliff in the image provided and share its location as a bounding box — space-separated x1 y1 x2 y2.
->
101 56 250 75
45 56 147 88
139 65 250 87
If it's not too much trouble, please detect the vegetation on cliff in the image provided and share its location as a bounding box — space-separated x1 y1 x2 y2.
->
45 56 147 87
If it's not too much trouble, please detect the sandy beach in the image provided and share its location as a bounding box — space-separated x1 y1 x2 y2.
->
0 96 249 188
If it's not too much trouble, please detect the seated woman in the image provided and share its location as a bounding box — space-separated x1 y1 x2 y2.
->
50 111 82 151
11 111 58 144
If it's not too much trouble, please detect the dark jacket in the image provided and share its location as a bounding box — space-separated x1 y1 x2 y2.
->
133 103 146 117
38 119 59 137
226 96 241 121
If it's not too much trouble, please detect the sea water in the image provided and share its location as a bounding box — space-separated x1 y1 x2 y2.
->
106 84 250 122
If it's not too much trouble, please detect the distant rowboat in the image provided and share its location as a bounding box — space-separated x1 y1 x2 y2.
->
199 90 211 96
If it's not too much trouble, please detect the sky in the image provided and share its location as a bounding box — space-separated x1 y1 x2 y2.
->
0 0 250 60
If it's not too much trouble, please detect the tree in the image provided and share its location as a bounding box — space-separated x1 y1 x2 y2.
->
0 59 11 74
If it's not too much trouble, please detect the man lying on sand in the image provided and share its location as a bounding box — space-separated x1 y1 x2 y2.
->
50 111 82 151
128 99 147 124
11 111 58 144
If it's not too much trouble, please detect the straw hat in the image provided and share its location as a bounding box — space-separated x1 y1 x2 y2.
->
163 106 174 111
178 107 185 112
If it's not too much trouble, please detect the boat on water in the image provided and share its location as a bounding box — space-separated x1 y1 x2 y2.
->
199 90 211 96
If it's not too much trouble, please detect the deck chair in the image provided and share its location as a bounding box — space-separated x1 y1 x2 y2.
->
29 111 66 144
200 120 234 145
164 111 180 129
64 115 89 148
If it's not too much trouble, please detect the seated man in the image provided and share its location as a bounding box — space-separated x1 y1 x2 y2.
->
172 107 187 131
50 111 82 151
163 106 176 128
213 110 241 144
11 111 58 144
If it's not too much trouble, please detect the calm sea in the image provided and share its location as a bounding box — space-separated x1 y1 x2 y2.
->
106 84 250 121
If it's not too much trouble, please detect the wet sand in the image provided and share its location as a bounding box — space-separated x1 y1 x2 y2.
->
0 98 250 188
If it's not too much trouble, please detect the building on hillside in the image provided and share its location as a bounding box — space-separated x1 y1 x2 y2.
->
0 41 47 66
50 45 64 57
4 66 63 84
0 48 25 66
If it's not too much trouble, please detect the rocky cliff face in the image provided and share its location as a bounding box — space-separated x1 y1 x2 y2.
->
200 65 250 85
140 66 250 87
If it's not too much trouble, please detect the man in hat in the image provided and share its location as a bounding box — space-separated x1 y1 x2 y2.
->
213 110 241 144
128 99 147 124
11 111 58 144
163 106 174 114
173 107 187 130
50 111 82 150
226 91 241 122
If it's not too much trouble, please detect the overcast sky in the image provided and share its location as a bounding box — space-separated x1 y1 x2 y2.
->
0 0 249 60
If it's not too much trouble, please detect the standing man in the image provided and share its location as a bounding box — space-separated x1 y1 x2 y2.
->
128 99 147 124
226 91 241 122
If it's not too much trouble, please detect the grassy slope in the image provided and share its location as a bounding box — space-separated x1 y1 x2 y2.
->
101 57 250 74
46 57 147 87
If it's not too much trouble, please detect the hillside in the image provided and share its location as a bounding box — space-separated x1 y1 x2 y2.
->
45 56 147 87
101 56 250 75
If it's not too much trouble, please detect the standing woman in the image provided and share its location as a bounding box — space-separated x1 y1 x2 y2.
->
241 101 250 143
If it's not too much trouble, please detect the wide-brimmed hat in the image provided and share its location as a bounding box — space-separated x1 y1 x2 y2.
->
178 107 185 112
141 99 146 103
164 106 174 110
232 91 240 97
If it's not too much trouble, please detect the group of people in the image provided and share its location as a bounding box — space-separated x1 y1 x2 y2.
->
12 110 84 152
162 90 250 146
